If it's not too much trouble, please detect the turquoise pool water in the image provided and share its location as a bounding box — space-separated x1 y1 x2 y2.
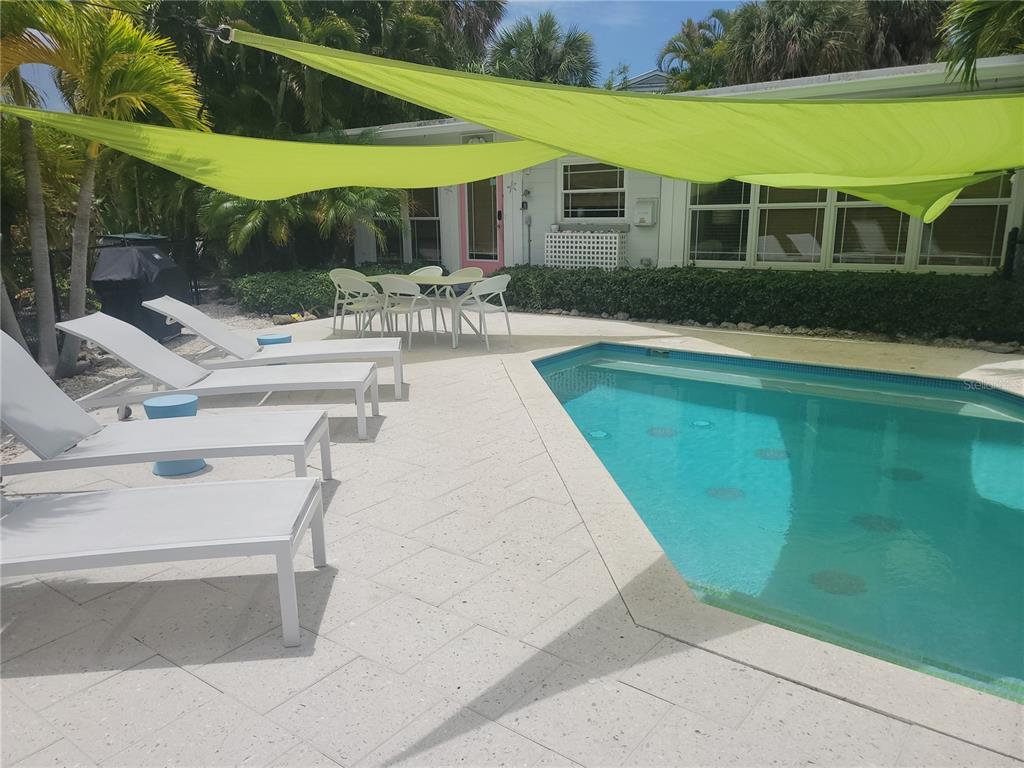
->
536 343 1024 701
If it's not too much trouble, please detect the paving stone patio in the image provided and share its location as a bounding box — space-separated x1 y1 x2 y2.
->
3 313 1022 767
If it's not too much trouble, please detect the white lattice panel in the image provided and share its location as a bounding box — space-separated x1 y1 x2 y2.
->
544 232 627 270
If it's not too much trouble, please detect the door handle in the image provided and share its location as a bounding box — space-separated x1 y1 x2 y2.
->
496 210 502 221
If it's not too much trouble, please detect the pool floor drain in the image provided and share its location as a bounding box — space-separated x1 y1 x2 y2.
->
647 426 678 438
587 430 610 440
852 514 902 533
883 467 924 482
810 570 867 596
707 487 745 500
755 448 789 460
691 420 713 429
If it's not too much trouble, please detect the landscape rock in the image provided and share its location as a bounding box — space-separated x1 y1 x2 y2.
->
793 326 811 335
754 325 770 333
737 322 755 331
614 311 630 321
720 321 738 330
570 309 580 316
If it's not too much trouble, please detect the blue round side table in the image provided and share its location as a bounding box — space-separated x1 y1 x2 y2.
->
143 394 207 477
258 333 292 345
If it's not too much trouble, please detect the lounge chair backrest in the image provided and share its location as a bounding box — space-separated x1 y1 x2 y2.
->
143 296 260 360
56 313 209 390
409 266 443 277
1 333 101 459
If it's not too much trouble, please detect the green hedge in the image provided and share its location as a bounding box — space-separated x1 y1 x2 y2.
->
230 263 428 315
230 264 1024 341
498 266 1024 342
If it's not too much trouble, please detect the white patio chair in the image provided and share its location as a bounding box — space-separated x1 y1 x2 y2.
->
1 478 326 647
0 333 333 480
454 274 512 351
329 269 383 334
142 295 404 399
56 313 380 440
377 275 435 349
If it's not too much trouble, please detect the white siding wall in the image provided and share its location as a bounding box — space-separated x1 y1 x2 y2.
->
623 169 662 267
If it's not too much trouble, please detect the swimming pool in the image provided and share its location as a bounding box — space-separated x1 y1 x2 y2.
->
536 342 1024 701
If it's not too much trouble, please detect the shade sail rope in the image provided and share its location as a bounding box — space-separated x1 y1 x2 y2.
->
0 104 565 200
228 28 1024 221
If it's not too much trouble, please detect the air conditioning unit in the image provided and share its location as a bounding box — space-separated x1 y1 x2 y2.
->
544 231 627 270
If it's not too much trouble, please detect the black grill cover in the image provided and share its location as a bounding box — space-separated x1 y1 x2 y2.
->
90 246 191 341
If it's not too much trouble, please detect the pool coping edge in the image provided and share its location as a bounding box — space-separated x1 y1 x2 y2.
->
503 341 1024 761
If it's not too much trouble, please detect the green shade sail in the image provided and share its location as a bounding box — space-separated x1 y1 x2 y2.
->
234 29 1024 221
0 104 563 199
5 28 1020 222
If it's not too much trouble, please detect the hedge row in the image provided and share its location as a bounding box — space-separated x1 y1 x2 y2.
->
230 263 430 316
499 266 1024 342
230 265 1024 342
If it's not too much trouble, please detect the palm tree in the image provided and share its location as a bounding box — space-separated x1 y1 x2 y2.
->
1 0 60 372
658 9 732 92
434 0 507 59
198 192 308 268
488 11 598 87
726 1 869 84
865 0 947 69
313 187 404 263
940 0 1024 85
1 0 207 375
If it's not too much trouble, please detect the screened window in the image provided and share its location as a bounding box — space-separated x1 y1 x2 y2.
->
562 162 625 219
408 188 441 263
833 193 909 266
756 187 826 264
689 181 751 262
919 173 1012 269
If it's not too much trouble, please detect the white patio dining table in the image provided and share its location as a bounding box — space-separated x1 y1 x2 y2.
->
365 273 486 348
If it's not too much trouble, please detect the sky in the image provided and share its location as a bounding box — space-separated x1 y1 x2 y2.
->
23 1 741 110
505 0 742 79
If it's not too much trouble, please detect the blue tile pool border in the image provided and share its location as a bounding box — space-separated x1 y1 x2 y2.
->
533 341 1024 413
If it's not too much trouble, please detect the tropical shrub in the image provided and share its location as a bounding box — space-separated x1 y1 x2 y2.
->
230 263 437 315
498 266 1024 342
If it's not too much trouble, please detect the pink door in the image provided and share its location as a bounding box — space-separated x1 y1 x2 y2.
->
459 176 504 274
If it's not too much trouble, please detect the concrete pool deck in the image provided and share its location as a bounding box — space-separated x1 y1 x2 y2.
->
3 312 1022 767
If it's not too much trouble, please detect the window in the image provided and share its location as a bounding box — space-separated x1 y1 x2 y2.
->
376 220 403 263
562 162 625 219
832 193 909 266
689 181 750 262
408 188 441 263
756 187 826 264
919 173 1012 269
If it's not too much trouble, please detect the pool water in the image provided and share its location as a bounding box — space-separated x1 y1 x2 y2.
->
536 343 1024 701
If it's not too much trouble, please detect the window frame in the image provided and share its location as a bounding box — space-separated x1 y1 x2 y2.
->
679 170 1020 274
558 158 627 224
916 180 1014 273
407 187 442 264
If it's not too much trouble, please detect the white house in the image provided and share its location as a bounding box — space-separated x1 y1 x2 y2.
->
352 55 1024 277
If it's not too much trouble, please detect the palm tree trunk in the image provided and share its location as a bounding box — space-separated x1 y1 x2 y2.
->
56 152 98 378
18 117 60 375
1 277 29 351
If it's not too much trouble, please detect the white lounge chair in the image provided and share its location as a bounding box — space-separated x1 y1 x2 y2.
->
0 333 332 479
1 478 325 646
142 296 403 398
56 313 379 440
